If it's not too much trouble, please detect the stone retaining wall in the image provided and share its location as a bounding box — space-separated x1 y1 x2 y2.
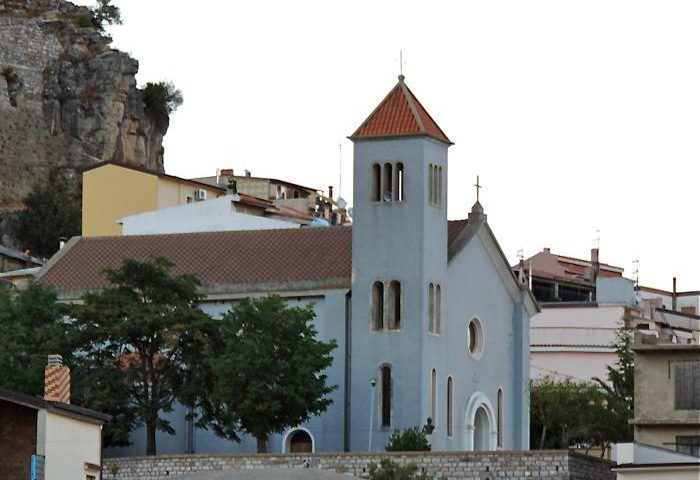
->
104 450 615 480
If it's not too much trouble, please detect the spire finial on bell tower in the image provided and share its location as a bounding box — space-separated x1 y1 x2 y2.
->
474 175 482 203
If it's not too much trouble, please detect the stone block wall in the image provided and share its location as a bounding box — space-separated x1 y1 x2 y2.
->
104 450 615 480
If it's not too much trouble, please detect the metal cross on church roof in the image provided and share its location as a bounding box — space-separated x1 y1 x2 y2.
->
474 175 482 202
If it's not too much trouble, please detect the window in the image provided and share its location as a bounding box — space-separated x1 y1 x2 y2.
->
681 306 697 315
435 285 441 334
383 163 393 201
674 361 700 410
371 281 384 331
676 436 700 457
388 280 401 330
428 283 435 333
497 389 503 447
428 164 434 204
432 165 438 205
380 365 392 428
447 376 453 437
431 368 437 423
437 166 443 206
371 163 381 201
467 317 484 358
395 163 405 201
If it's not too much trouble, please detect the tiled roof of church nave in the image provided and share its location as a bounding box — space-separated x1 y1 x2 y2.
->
350 75 452 145
39 221 469 293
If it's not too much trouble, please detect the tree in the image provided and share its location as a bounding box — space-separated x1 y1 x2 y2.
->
0 283 68 395
143 81 183 131
68 257 217 455
9 182 81 257
206 295 337 453
592 326 635 448
90 0 122 32
368 459 432 480
385 427 431 452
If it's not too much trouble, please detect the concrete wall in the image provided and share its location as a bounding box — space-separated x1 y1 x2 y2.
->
0 400 37 480
121 195 298 236
83 164 159 237
633 347 700 450
530 305 624 381
37 410 103 480
103 450 615 480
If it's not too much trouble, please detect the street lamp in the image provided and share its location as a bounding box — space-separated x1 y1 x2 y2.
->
368 377 377 451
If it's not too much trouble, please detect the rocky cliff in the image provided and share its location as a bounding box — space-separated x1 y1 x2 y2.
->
0 0 166 211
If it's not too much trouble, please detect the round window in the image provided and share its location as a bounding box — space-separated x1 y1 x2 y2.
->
467 317 484 358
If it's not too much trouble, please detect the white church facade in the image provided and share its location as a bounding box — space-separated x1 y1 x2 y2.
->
38 75 538 455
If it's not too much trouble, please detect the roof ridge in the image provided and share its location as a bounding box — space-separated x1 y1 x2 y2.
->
400 80 426 133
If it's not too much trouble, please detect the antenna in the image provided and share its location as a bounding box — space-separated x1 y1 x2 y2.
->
632 257 640 288
338 142 342 199
517 249 524 261
594 228 600 250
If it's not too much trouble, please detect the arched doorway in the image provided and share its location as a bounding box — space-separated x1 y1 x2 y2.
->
464 391 497 451
473 406 490 451
283 428 314 453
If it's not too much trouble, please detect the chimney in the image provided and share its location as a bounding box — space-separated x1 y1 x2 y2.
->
672 277 677 311
245 170 251 177
543 247 551 253
227 178 237 195
58 236 67 250
328 186 333 201
591 248 600 300
44 354 70 404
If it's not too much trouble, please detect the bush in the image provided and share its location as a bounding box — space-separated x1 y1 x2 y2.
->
369 459 431 480
143 81 183 131
90 0 122 32
385 426 431 452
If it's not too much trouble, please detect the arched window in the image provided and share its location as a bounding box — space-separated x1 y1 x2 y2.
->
467 317 484 358
371 163 381 201
428 283 435 333
285 429 314 453
447 376 453 437
437 166 443 206
395 163 404 201
432 165 438 205
435 284 441 334
497 389 503 448
371 281 384 331
380 365 392 428
431 368 437 423
388 280 401 330
428 165 432 204
383 163 393 201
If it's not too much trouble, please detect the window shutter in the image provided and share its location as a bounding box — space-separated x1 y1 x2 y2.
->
675 361 700 410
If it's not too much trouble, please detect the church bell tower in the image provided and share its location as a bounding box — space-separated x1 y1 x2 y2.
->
348 75 453 450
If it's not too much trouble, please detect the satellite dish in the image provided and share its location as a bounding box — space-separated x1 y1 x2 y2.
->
337 197 347 209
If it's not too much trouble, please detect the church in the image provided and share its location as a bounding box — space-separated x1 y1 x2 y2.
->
38 75 538 455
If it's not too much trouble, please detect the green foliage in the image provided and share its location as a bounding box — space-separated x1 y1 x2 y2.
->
0 283 68 396
67 257 217 455
530 325 635 454
385 427 431 452
90 0 122 32
368 459 432 480
592 326 635 444
9 182 81 257
143 81 183 131
206 295 337 452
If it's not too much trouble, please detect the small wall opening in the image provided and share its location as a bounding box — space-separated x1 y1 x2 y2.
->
428 283 435 333
380 365 392 428
387 280 401 330
371 163 381 201
371 281 384 331
447 376 453 437
382 163 393 201
395 163 404 201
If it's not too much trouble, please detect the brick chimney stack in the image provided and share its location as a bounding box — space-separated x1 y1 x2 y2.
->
44 354 70 404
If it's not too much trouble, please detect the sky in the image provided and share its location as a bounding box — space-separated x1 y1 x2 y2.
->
75 0 699 291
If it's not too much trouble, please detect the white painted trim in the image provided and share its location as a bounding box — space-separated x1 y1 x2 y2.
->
281 427 315 453
463 391 497 451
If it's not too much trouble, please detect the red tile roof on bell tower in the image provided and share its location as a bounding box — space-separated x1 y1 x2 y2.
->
350 75 452 145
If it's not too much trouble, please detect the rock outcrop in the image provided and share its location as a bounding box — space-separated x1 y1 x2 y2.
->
0 0 166 211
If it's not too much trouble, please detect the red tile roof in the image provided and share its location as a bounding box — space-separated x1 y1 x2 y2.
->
39 221 469 296
350 76 452 145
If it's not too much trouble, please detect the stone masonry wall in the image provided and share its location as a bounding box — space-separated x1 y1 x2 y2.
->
0 0 165 213
104 451 615 480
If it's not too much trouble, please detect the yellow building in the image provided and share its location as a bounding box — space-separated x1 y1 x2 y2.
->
82 162 224 237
